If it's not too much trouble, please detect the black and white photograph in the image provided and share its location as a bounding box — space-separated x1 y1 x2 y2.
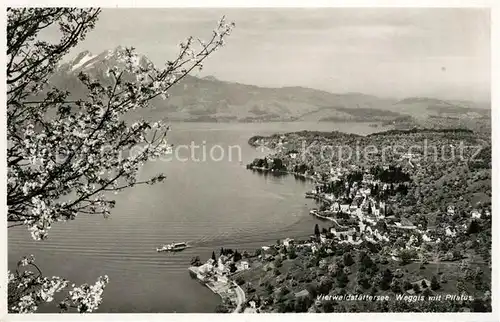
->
3 3 497 318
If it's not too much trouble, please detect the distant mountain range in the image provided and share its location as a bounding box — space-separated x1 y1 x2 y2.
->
49 47 491 123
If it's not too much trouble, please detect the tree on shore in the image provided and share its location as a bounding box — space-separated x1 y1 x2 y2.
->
403 280 413 291
390 279 402 293
233 250 242 262
379 268 393 291
215 304 230 313
467 220 481 235
212 251 217 262
314 224 320 237
431 276 440 290
7 8 233 313
343 252 354 266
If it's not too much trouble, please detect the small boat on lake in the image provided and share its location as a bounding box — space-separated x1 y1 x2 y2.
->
156 242 189 252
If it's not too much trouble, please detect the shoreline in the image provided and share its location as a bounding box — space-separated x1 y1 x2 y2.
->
309 209 348 228
246 165 317 181
187 164 318 314
188 266 246 313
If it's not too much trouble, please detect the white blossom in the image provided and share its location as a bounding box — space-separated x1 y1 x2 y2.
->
7 8 233 314
64 275 109 313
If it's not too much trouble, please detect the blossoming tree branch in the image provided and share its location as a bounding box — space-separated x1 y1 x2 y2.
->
6 8 234 313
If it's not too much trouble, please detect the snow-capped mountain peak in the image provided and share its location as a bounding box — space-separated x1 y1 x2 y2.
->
70 51 96 71
61 46 154 75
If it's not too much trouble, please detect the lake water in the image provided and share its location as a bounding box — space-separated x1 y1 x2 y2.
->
8 122 386 313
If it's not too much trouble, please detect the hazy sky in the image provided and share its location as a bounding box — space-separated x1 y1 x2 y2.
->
60 8 490 101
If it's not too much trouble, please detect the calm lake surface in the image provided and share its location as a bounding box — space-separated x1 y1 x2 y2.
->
8 122 387 313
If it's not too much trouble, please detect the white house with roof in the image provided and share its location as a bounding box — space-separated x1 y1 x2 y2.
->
236 261 250 271
217 257 229 273
358 221 366 232
216 274 229 283
471 210 482 219
374 230 389 242
198 259 215 275
422 234 432 242
365 236 376 243
447 205 455 215
365 217 376 225
340 204 349 212
445 226 457 237
325 193 335 201
360 188 371 196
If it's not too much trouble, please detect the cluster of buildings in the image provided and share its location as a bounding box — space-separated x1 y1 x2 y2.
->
250 131 490 261
301 164 491 263
191 254 250 284
189 253 250 312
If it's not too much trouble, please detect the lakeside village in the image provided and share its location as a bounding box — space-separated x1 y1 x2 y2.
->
188 128 492 313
